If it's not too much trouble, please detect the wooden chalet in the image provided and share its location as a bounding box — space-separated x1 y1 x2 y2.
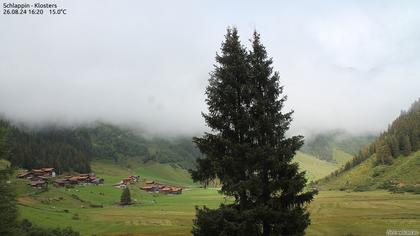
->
30 180 47 188
17 167 56 179
53 173 103 187
140 181 182 195
53 179 69 187
114 175 139 188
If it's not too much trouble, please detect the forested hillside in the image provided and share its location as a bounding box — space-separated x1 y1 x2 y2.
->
319 98 420 191
84 123 201 169
0 120 201 173
341 98 420 172
0 120 92 173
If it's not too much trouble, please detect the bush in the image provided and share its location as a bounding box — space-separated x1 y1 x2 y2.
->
372 167 385 177
89 203 103 208
354 185 369 192
399 185 420 194
72 213 80 220
379 181 393 190
71 194 85 202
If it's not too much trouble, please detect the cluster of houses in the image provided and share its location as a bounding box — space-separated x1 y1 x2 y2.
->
113 175 140 188
17 168 183 195
17 167 56 188
140 180 182 194
16 167 104 188
53 173 104 187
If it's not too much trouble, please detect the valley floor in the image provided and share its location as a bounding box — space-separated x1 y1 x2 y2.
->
16 161 420 236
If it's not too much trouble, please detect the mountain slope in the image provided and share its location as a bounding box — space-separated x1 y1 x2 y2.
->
85 123 202 169
0 120 202 172
319 151 420 191
319 98 420 192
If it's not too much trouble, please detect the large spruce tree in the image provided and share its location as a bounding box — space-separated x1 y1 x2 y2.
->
191 28 316 236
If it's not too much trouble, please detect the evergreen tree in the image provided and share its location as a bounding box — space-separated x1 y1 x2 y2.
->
386 136 400 158
191 28 316 236
400 135 412 156
120 187 131 205
375 140 392 165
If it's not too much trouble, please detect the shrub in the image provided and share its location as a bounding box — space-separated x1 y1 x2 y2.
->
72 213 80 220
89 203 103 208
71 194 85 202
372 167 385 177
120 188 131 205
354 185 369 192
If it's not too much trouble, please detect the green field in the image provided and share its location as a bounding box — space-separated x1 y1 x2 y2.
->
16 161 225 235
14 160 420 236
294 152 338 181
308 191 420 236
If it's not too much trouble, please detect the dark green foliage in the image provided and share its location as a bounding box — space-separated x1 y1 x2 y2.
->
80 123 201 169
71 213 80 220
120 187 131 205
0 120 11 160
92 124 199 168
375 140 393 165
191 28 316 236
192 205 260 236
400 135 412 156
386 136 400 158
0 120 91 173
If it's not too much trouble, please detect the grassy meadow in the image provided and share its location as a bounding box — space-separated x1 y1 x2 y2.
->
294 149 353 181
320 151 420 191
13 160 420 236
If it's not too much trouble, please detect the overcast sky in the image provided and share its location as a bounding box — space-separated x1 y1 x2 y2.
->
0 1 419 137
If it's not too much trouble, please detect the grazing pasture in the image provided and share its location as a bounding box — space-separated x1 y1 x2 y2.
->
15 161 420 236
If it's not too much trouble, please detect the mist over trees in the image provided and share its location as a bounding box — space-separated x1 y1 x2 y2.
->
0 120 202 173
191 28 316 236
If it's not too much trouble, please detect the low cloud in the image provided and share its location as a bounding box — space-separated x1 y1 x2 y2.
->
1 1 419 137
